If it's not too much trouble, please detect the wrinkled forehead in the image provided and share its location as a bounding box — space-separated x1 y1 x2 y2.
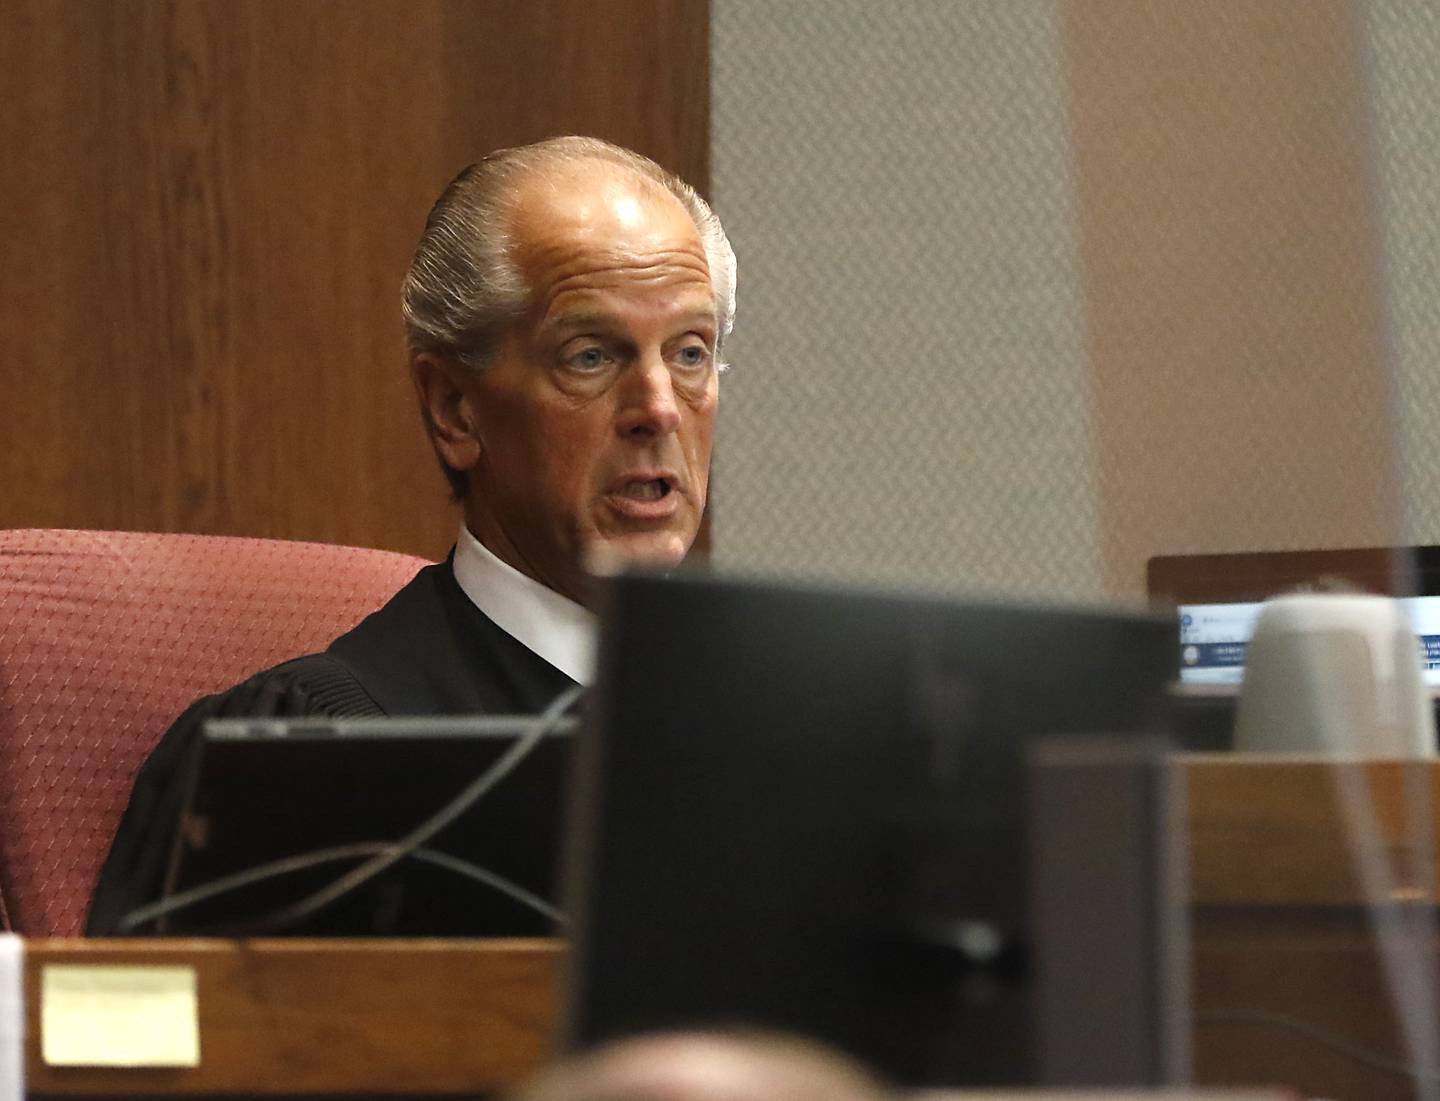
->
503 162 713 299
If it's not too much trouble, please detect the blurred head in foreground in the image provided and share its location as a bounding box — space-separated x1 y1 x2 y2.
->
508 1032 893 1101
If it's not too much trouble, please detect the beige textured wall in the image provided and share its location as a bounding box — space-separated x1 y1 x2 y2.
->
712 0 1419 601
711 0 1103 601
1368 1 1440 544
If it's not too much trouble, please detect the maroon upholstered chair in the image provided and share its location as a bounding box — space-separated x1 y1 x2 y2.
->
0 529 430 936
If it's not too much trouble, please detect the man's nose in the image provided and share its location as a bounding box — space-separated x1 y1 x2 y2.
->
616 356 682 437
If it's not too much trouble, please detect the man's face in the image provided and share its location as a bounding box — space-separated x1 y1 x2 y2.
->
458 169 719 605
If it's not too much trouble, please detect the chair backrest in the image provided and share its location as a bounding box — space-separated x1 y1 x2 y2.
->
0 529 430 936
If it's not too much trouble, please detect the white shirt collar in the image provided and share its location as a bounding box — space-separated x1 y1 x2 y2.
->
451 525 597 686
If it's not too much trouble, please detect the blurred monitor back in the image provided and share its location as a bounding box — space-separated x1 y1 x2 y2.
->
159 716 571 936
564 572 1176 1086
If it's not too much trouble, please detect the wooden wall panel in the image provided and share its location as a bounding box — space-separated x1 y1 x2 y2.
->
0 0 710 560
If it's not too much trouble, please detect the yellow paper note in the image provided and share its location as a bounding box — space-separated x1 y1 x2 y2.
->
41 965 199 1067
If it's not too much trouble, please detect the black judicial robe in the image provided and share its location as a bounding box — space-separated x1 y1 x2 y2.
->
86 559 576 937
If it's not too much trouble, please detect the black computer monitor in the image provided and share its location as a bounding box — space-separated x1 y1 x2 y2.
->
563 571 1178 1086
147 715 573 936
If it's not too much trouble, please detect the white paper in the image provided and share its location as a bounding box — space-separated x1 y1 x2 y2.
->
0 937 21 1101
41 964 199 1068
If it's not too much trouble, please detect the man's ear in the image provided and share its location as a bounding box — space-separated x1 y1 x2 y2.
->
411 354 482 473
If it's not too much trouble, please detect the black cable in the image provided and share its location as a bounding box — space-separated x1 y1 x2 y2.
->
117 842 565 932
1198 1007 1439 1082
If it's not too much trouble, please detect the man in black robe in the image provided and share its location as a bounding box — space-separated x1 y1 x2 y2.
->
87 136 736 935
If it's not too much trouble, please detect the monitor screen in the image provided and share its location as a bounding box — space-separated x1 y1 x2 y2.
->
1149 546 1440 690
147 715 573 936
1179 596 1440 689
563 571 1177 1086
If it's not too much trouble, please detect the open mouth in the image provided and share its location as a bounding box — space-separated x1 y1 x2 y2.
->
621 478 672 501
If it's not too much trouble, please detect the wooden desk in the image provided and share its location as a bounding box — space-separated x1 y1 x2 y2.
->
1185 757 1440 1101
20 759 1440 1099
1187 756 1440 907
23 938 562 1096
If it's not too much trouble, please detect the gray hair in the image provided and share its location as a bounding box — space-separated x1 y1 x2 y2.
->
402 137 736 498
402 135 736 372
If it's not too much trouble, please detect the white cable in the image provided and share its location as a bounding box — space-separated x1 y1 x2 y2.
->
119 842 565 932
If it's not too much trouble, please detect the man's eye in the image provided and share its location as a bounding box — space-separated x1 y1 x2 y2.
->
568 347 609 371
675 345 711 369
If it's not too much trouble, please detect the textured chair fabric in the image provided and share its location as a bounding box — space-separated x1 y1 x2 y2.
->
0 529 430 936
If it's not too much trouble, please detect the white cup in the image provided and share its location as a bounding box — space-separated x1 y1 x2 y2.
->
1233 593 1435 756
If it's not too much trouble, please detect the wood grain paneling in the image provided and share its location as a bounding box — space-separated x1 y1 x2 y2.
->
1 0 710 560
24 938 562 1094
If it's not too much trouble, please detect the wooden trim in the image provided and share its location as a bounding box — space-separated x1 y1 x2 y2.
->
24 938 562 1096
